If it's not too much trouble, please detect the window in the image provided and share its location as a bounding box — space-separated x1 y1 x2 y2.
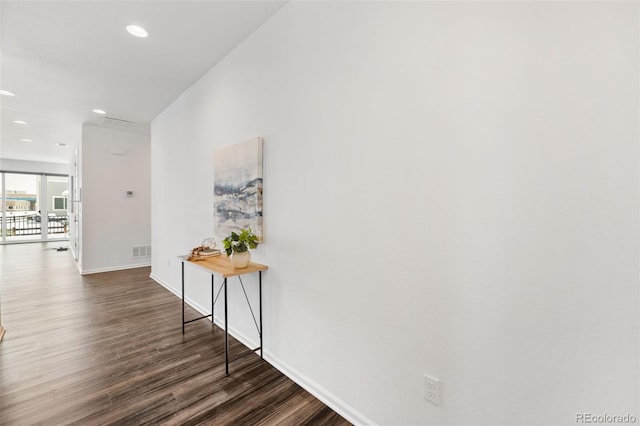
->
52 196 67 210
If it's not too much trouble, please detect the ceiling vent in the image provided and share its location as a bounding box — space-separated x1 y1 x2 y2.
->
102 116 136 130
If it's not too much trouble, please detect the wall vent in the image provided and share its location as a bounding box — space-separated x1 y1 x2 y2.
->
132 245 151 258
102 116 136 130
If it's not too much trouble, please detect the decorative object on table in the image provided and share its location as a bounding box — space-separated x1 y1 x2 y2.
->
199 237 220 256
222 228 259 269
214 137 263 243
187 241 221 262
187 246 205 261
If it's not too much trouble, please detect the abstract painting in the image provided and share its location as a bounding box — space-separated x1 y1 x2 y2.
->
214 137 263 241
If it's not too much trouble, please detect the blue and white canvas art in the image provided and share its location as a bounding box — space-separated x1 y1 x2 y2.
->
214 137 263 241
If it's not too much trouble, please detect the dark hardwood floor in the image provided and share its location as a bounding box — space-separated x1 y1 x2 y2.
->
0 242 349 425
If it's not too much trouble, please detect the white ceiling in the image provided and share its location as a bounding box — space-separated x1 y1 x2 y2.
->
0 0 285 164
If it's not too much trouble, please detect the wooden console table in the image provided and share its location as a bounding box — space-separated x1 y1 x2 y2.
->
180 255 268 375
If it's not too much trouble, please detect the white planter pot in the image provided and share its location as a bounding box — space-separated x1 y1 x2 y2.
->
231 251 251 268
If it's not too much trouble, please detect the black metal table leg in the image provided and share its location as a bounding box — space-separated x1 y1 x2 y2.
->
211 274 216 326
224 277 229 375
181 261 185 334
259 271 263 360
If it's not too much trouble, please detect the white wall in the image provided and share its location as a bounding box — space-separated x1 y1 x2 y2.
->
81 124 151 274
151 2 639 425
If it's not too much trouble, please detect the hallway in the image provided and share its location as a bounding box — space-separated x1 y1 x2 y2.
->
0 242 347 425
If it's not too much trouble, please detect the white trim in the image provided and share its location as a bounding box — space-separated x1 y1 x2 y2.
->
68 240 78 264
263 351 376 426
149 272 375 426
81 262 150 275
151 272 180 297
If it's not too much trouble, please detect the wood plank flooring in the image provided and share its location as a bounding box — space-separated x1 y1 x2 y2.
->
0 242 349 425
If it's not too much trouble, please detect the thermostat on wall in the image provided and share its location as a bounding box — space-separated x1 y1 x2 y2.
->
126 191 134 197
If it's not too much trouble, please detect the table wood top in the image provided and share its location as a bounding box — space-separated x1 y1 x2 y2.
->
181 255 268 278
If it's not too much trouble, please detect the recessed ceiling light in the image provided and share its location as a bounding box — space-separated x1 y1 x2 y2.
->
126 25 148 38
56 143 68 147
0 90 16 96
93 109 106 115
20 138 32 142
12 120 27 125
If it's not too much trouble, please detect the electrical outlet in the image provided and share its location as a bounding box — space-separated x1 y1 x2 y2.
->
424 374 441 405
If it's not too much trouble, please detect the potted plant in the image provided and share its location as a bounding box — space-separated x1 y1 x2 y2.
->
222 228 259 268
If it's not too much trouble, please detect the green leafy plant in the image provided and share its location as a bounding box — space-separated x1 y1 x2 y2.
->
222 228 259 256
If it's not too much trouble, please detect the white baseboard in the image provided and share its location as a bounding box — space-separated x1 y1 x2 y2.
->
263 351 376 426
150 272 180 297
149 272 375 426
81 262 151 275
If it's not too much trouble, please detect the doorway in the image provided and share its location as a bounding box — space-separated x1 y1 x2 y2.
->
0 172 69 243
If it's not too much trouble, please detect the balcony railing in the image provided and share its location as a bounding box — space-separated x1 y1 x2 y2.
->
3 214 68 236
